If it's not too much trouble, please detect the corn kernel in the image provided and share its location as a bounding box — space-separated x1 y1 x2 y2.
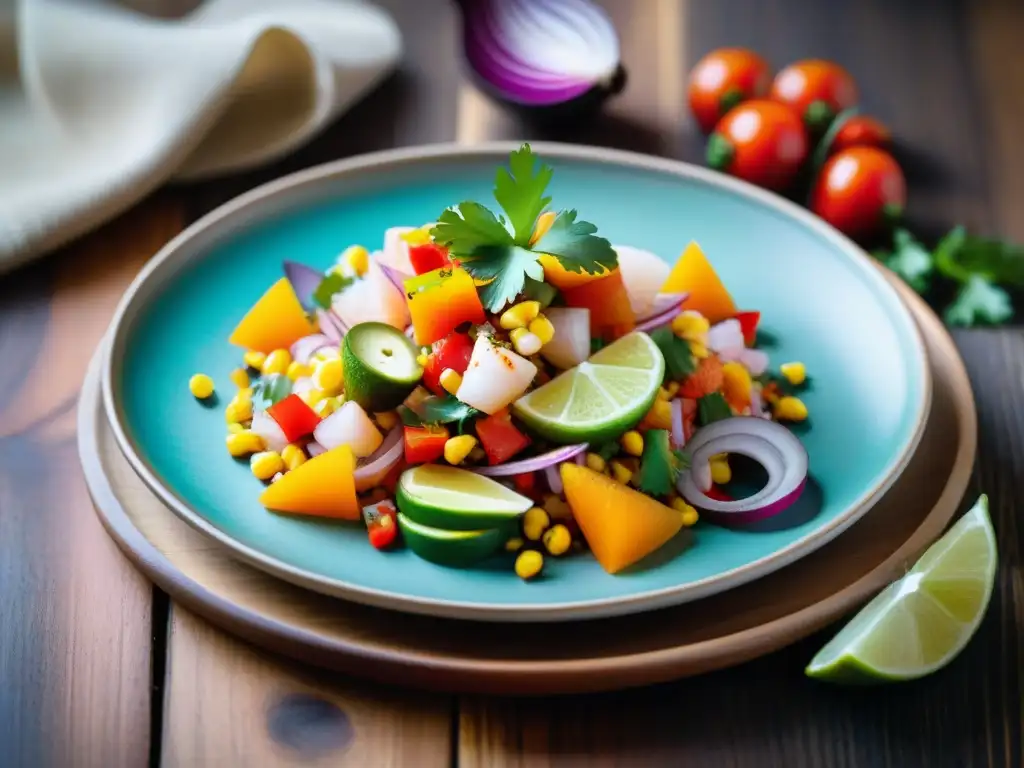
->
585 452 606 473
542 494 571 520
189 373 215 400
690 341 710 359
313 358 344 395
542 524 572 556
530 211 556 246
439 368 463 396
722 361 752 406
375 410 400 431
400 226 432 246
243 350 266 370
620 430 644 457
528 315 555 345
281 443 307 471
341 244 370 276
312 347 340 362
609 460 633 485
299 388 324 407
227 367 249 389
505 537 525 553
250 451 285 480
416 353 429 367
775 396 808 422
224 397 253 424
658 381 680 401
443 435 477 465
671 497 700 526
780 361 807 386
499 301 541 330
522 507 551 541
226 430 265 457
510 328 542 356
262 349 292 376
314 397 340 418
640 398 673 430
286 361 311 381
710 454 731 485
227 422 245 435
671 310 710 342
514 549 544 580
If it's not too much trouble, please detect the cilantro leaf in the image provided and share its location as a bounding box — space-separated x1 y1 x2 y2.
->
697 392 732 425
250 374 292 412
595 441 621 461
420 394 481 433
532 210 618 275
944 275 1013 327
397 405 424 427
312 272 353 309
638 429 677 497
650 327 697 380
876 228 933 293
494 143 553 246
430 202 513 256
934 225 1024 287
522 276 559 308
461 245 545 313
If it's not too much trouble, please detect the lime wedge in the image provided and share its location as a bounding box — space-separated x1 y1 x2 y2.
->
342 322 423 411
398 513 507 568
806 495 997 683
397 464 532 531
512 331 664 444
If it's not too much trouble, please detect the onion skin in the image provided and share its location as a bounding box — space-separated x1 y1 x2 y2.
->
702 478 807 527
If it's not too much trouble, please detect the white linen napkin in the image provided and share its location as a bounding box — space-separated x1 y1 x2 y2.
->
0 0 402 275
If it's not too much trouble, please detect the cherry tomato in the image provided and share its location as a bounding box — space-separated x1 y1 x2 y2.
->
706 100 809 191
810 146 906 240
770 60 858 132
421 332 475 397
688 48 771 134
829 114 890 154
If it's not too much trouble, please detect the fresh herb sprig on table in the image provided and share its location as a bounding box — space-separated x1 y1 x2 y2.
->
430 144 619 312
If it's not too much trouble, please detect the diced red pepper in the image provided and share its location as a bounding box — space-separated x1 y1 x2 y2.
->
475 409 531 465
408 242 453 275
266 394 321 443
363 499 399 550
421 332 475 397
403 424 449 465
706 485 733 502
734 310 760 346
511 472 537 497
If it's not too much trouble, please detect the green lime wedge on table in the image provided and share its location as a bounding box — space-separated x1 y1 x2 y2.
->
806 495 997 684
397 514 508 568
512 331 665 444
397 464 533 531
342 322 423 411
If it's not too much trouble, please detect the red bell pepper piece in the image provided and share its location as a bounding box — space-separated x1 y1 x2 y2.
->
511 472 537 497
403 424 449 465
734 310 760 346
706 486 733 502
363 499 399 550
408 242 453 275
421 332 475 397
475 409 531 465
266 394 321 443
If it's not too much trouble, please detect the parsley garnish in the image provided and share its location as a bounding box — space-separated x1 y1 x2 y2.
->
944 275 1013 326
250 374 292 412
649 327 697 380
430 144 617 312
420 395 481 434
312 272 353 309
874 228 933 293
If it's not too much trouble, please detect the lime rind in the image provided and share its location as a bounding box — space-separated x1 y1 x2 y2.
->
396 465 532 531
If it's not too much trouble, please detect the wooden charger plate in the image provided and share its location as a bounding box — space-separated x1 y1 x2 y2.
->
80 276 976 695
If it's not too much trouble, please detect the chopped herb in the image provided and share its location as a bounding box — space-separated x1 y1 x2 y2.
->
697 392 732 425
250 374 292 412
944 275 1013 327
494 143 553 245
522 276 559 308
397 405 424 427
312 272 353 309
531 209 618 276
590 337 607 353
420 394 481 434
637 429 679 497
874 228 933 293
650 327 697 379
461 244 545 313
595 441 621 461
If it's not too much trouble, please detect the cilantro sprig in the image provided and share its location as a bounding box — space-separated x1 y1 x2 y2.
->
430 144 617 312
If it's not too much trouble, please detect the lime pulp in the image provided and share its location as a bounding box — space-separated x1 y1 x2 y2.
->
397 465 532 531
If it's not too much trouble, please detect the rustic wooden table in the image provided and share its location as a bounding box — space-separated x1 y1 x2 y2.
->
2 1 1022 766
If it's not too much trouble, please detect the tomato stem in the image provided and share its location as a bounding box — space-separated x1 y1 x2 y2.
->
804 100 836 134
705 133 735 170
718 87 744 117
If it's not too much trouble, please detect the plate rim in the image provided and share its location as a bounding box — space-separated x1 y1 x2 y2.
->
100 141 933 622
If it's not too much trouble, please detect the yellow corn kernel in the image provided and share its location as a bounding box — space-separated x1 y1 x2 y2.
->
671 497 700 526
228 368 250 389
262 349 292 376
528 315 555 345
620 430 643 457
780 361 807 386
522 507 551 541
281 443 307 471
312 347 340 363
250 450 285 480
224 397 253 425
286 361 311 381
505 537 525 553
514 549 544 580
375 410 399 431
189 373 215 400
342 244 370 276
439 368 463 396
658 381 680 401
313 358 344 395
443 435 477 465
690 341 710 359
609 460 633 485
314 396 340 418
641 398 673 430
226 430 265 457
671 310 710 342
775 396 808 422
585 452 607 473
722 361 753 406
542 524 572 556
509 327 542 357
243 350 267 370
499 300 542 330
416 353 429 367
400 226 432 246
299 388 324 407
227 422 245 435
530 211 556 246
542 494 571 520
710 454 731 485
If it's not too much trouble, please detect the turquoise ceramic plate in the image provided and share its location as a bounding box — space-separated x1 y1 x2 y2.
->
103 143 930 622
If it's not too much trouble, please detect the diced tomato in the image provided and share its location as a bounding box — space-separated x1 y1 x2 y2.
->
475 409 531 465
408 243 452 275
706 486 733 502
421 332 475 397
266 394 321 442
512 472 537 497
363 499 399 550
403 425 449 465
734 310 760 346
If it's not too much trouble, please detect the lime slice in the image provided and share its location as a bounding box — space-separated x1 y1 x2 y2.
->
342 322 423 411
397 464 532 531
806 495 997 683
512 331 664 444
398 513 507 568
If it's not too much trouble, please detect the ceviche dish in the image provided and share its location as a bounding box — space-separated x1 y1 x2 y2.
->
188 145 813 581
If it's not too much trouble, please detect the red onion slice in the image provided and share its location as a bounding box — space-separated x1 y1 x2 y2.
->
307 441 327 458
669 397 685 448
283 260 325 308
251 411 288 454
678 417 808 526
290 334 334 365
316 309 345 343
354 426 404 491
635 304 684 333
543 465 563 494
471 443 588 476
707 318 744 353
639 292 688 322
378 263 412 295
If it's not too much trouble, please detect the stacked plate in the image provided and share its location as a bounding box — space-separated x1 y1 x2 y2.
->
80 143 976 694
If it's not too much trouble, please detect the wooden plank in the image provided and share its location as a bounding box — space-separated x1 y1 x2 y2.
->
162 609 452 767
0 193 182 767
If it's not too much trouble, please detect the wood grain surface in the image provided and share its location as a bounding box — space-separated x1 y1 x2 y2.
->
1 0 1022 766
